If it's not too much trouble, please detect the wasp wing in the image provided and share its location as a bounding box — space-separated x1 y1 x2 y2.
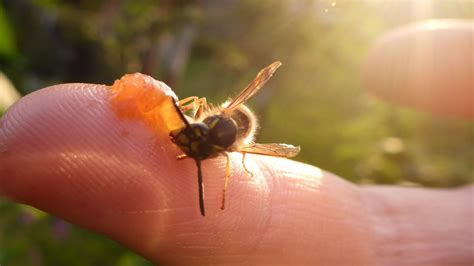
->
223 61 282 114
236 143 300 158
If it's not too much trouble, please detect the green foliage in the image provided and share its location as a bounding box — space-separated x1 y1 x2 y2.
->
0 3 17 58
0 200 153 266
0 0 472 265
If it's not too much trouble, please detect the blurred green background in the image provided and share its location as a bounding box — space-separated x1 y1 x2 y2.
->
0 0 472 265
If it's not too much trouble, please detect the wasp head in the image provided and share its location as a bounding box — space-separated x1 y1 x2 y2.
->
170 123 214 160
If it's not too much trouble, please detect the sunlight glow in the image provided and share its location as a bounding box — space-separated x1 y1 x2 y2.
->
422 19 472 30
412 0 434 21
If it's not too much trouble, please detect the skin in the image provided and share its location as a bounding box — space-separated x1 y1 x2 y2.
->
0 20 473 265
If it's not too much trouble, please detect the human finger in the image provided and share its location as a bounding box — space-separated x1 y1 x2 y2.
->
0 81 375 265
364 20 474 119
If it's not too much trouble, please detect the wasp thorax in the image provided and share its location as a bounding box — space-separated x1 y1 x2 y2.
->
203 115 238 151
170 122 214 160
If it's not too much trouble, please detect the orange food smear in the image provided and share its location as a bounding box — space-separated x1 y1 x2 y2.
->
110 73 184 135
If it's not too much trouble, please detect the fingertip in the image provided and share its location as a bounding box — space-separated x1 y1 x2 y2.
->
0 82 190 239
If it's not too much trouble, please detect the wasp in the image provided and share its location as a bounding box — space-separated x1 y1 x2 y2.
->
169 61 300 216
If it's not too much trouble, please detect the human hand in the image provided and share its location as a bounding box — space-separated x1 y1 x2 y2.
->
1 20 472 265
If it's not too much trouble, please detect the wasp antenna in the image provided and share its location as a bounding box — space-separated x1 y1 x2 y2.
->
171 97 191 127
195 159 206 216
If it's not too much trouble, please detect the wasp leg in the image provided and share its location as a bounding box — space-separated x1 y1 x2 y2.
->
194 97 208 119
176 154 188 160
241 152 254 178
178 96 199 112
220 152 231 210
178 97 208 118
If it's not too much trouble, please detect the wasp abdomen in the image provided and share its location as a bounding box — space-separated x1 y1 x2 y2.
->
229 105 257 145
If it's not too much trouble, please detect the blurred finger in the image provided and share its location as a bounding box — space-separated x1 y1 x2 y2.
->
364 19 474 119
